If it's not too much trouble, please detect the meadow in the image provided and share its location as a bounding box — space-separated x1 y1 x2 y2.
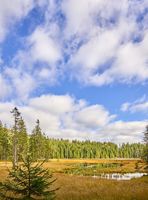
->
0 159 148 200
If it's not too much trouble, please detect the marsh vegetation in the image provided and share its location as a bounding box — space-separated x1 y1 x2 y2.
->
0 159 147 200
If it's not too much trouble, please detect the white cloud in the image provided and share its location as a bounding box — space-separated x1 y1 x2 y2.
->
62 0 128 37
29 94 75 115
99 121 148 143
0 0 48 42
0 94 113 138
121 102 130 112
0 0 147 102
75 105 116 129
71 29 120 70
131 102 148 113
0 0 147 144
0 0 35 42
3 25 62 102
63 0 148 86
121 96 148 114
4 68 36 101
111 32 148 83
0 74 11 100
0 94 147 143
28 27 61 64
0 102 15 126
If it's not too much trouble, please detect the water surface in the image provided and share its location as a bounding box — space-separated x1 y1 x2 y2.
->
93 173 148 180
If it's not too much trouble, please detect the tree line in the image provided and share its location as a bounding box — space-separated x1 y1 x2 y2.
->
0 107 147 163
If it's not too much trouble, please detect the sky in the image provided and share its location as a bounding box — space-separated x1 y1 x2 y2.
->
0 0 148 143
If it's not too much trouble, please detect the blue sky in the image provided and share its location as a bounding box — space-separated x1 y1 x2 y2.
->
0 0 148 143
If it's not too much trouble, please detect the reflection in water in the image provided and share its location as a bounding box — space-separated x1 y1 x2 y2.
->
93 173 148 180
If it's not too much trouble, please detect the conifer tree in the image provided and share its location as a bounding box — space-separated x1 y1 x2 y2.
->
143 125 148 162
0 122 10 161
11 107 21 168
30 120 47 161
0 154 57 200
17 117 28 161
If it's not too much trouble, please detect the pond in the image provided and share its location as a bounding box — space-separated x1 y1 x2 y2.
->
63 162 148 180
77 163 121 168
93 173 148 180
64 162 122 175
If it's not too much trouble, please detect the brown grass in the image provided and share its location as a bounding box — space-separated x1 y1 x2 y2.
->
0 159 147 200
42 159 147 173
54 174 148 200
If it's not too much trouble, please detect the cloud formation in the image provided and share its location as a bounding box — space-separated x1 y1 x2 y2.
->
66 0 148 85
0 0 35 42
0 0 147 100
121 95 148 114
0 94 147 143
0 1 147 143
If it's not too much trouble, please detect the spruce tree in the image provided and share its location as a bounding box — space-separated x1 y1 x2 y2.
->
143 125 148 162
0 155 57 200
11 107 21 168
30 120 47 161
0 122 10 161
17 117 28 161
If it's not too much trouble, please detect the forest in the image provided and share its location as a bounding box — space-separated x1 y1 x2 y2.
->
0 107 145 162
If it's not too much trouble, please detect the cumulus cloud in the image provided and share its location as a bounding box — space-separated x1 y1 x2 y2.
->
111 33 148 83
0 94 147 143
0 0 34 42
62 0 128 37
0 26 62 101
0 0 147 144
0 94 113 137
0 0 62 101
4 68 36 101
24 94 115 134
99 121 148 143
29 94 75 115
66 0 148 86
28 27 61 64
75 105 116 128
0 101 15 125
0 0 147 101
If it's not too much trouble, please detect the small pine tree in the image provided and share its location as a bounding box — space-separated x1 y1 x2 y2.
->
0 155 57 199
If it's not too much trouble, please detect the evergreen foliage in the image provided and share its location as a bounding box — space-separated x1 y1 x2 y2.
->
0 121 10 160
0 108 146 161
0 155 57 200
30 120 48 161
45 139 144 159
17 117 28 161
143 125 148 162
10 108 28 167
0 121 145 160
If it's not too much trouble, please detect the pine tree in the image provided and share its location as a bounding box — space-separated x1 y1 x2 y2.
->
143 125 148 162
0 122 10 161
30 120 47 161
0 155 57 200
17 117 28 161
11 107 21 168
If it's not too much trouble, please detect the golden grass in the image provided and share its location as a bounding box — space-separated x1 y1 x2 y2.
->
0 159 147 200
54 174 148 200
42 159 147 173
